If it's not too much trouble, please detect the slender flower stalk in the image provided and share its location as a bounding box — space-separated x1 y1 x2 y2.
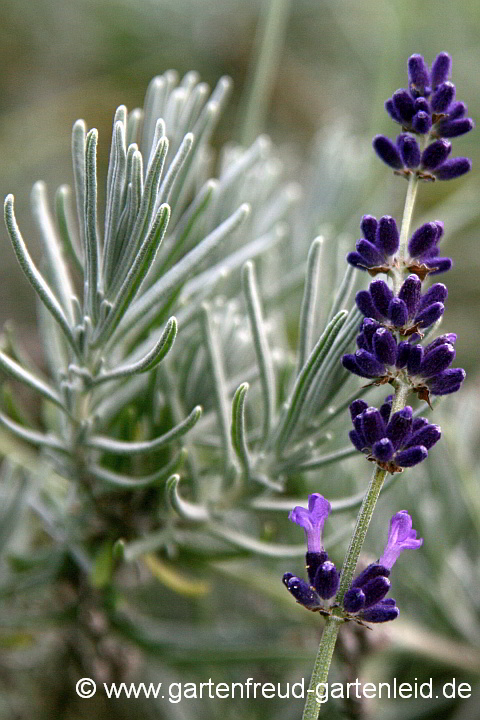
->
301 340 410 720
296 52 472 720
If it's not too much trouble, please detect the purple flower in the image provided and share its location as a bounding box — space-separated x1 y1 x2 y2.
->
409 334 466 396
283 494 340 610
433 157 472 180
405 221 453 276
354 277 447 331
347 216 452 277
379 53 474 181
384 53 474 139
372 135 403 171
343 564 392 618
420 139 452 171
289 493 331 553
343 510 422 623
282 573 321 610
379 510 424 569
346 214 399 273
343 324 465 402
348 398 441 472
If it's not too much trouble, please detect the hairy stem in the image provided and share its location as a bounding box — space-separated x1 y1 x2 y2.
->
301 616 342 716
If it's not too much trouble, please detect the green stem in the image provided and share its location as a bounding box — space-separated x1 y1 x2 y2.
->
392 172 419 294
398 173 419 259
301 616 342 719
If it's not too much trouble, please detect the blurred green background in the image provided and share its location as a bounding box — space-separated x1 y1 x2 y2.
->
1 0 479 374
1 1 479 719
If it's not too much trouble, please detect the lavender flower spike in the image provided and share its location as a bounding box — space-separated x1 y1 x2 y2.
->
289 493 331 553
379 510 423 569
379 52 474 181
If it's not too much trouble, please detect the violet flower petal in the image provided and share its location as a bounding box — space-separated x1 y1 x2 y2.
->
408 222 438 257
438 119 474 138
372 328 397 365
373 135 403 170
408 54 430 96
361 600 399 623
361 407 387 445
404 424 441 450
412 111 432 134
434 157 472 180
431 52 451 89
398 275 422 318
386 407 413 450
421 139 452 170
372 437 395 461
343 587 365 613
370 279 393 317
289 493 332 553
314 561 340 600
431 81 455 113
283 575 321 609
362 576 391 608
419 343 455 378
397 133 421 168
388 298 408 327
376 216 400 255
394 445 428 467
379 510 424 570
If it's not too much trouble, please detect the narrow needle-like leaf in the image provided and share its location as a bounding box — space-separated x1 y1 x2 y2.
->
0 413 68 452
84 129 101 324
296 236 323 374
31 181 75 323
231 383 252 477
89 448 187 489
200 304 236 478
4 195 77 354
327 262 356 323
86 405 202 455
93 204 170 345
277 445 357 473
166 475 209 521
110 203 250 347
55 184 84 274
242 261 275 443
91 317 177 385
71 119 86 248
274 309 348 449
156 132 194 208
250 476 396 513
0 350 67 413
